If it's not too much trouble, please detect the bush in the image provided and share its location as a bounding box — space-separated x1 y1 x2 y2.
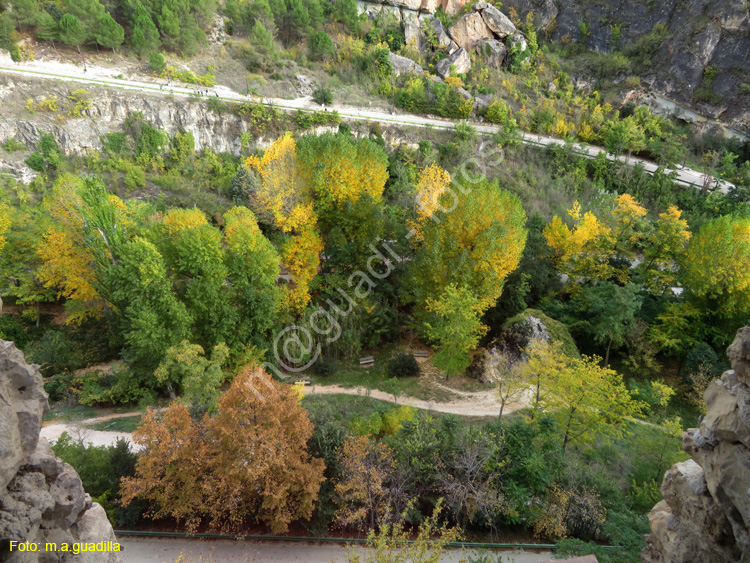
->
25 151 46 172
387 353 420 378
26 330 84 377
313 356 338 377
148 51 166 72
313 86 333 106
124 165 146 191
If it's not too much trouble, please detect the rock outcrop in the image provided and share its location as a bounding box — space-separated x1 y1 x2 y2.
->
448 12 494 50
468 309 579 383
642 327 750 563
474 37 507 69
389 52 424 76
0 340 121 563
436 47 472 79
499 0 750 132
473 1 516 38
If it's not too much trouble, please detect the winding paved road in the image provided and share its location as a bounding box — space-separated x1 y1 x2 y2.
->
0 55 734 194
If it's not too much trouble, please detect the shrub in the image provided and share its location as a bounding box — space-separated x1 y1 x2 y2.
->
313 357 337 377
148 51 166 72
387 353 420 378
26 330 84 376
25 151 45 172
313 86 333 106
124 166 146 191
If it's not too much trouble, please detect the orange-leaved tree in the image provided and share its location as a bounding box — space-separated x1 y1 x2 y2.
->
121 366 326 533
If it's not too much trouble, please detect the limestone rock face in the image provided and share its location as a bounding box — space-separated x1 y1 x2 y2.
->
436 47 471 78
448 12 494 50
388 52 424 76
0 340 121 563
474 37 507 69
430 18 459 53
473 1 516 38
404 20 425 51
642 326 750 563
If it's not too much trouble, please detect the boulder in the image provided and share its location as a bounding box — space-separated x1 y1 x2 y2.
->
474 37 507 69
0 340 122 562
448 12 493 50
383 0 422 10
474 93 495 111
430 18 459 53
436 47 471 78
388 52 424 76
404 20 424 51
474 1 516 38
643 326 750 562
506 31 528 54
468 309 579 383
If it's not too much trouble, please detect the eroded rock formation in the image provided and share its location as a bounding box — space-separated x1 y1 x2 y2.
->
0 340 121 563
642 327 750 563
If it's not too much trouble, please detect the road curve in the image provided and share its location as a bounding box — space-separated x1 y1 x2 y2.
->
0 55 734 194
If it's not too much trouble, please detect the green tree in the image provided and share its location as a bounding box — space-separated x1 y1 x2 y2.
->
62 0 105 41
527 343 643 451
59 14 87 52
157 0 181 51
8 0 40 30
334 0 358 33
250 20 275 53
131 2 161 57
102 236 191 370
0 13 18 53
308 30 333 60
423 284 488 379
95 13 124 50
36 11 59 47
148 50 165 72
569 281 643 365
154 340 230 415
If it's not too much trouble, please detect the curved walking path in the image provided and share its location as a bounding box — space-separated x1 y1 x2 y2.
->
0 54 734 194
306 383 521 417
39 382 520 449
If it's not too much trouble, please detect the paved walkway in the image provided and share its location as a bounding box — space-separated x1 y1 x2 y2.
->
118 537 553 563
0 54 733 194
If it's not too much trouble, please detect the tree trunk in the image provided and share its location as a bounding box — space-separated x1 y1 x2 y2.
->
562 407 576 452
498 400 505 422
604 340 612 366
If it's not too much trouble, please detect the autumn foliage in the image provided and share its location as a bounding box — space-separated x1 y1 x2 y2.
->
121 366 326 533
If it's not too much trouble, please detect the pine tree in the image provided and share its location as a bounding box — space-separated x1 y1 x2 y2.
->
131 2 161 57
95 13 124 50
62 0 105 42
8 0 40 30
59 14 87 52
35 11 59 47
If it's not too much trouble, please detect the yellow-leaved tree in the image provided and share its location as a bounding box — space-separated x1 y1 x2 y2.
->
36 175 133 323
543 201 614 287
524 341 643 451
245 133 322 313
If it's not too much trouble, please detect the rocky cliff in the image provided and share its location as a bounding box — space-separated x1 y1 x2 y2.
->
0 76 247 158
642 327 750 563
0 340 121 563
501 0 750 131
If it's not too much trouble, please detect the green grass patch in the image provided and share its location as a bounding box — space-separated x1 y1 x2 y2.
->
85 415 143 432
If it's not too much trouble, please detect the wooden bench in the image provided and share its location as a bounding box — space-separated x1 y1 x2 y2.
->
295 377 311 385
413 350 429 358
359 356 375 366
